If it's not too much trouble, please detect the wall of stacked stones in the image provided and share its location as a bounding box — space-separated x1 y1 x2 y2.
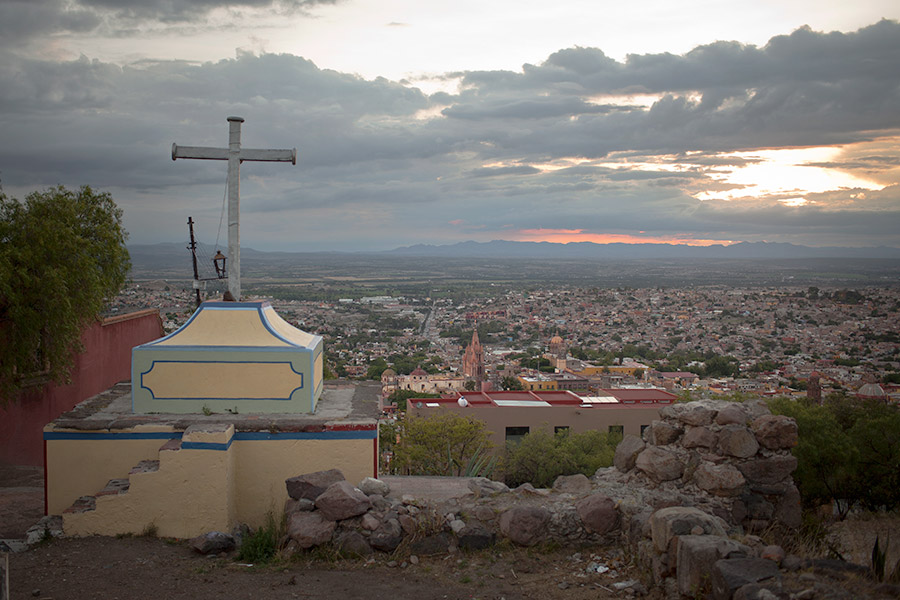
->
188 400 802 599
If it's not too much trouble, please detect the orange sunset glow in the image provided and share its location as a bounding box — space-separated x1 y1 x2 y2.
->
513 229 735 246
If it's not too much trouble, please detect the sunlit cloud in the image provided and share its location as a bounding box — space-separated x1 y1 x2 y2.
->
513 228 735 246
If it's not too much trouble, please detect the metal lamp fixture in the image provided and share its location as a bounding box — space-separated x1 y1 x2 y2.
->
213 250 227 279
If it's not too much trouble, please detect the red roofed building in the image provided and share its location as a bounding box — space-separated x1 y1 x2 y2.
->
406 388 675 449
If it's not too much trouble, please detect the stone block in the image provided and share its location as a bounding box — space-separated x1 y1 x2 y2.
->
315 481 372 521
614 434 646 472
650 506 727 553
370 518 403 552
683 426 719 450
718 425 760 458
467 477 510 497
286 469 345 501
650 420 682 445
694 462 746 497
751 415 798 450
189 531 235 555
676 535 752 597
711 558 780 600
575 493 618 534
636 446 684 482
458 523 494 550
358 477 390 497
737 455 797 485
499 506 550 546
774 483 802 528
334 530 372 556
287 512 336 549
716 404 749 426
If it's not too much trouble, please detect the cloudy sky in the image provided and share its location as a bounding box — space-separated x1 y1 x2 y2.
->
1 0 899 252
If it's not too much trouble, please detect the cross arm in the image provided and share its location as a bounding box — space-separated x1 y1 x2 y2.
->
240 148 297 165
172 144 230 161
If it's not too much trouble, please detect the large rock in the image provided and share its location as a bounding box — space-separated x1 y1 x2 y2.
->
286 469 345 501
682 426 718 450
650 507 728 553
774 483 802 529
358 477 390 497
334 530 373 556
672 403 717 427
736 455 797 485
553 473 592 494
614 435 645 472
315 481 372 521
751 415 798 450
649 420 682 445
715 404 749 426
369 518 404 552
711 558 780 600
287 511 336 548
718 425 759 458
499 506 550 546
636 446 684 482
467 477 510 497
694 463 746 497
189 531 235 555
575 493 618 534
458 523 495 550
676 535 753 597
410 532 452 556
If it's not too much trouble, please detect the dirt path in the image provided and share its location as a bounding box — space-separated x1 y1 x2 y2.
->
9 536 640 600
0 465 44 539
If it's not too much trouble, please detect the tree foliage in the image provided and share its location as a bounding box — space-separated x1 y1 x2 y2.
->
503 429 619 488
1 186 130 402
768 396 900 514
390 413 494 476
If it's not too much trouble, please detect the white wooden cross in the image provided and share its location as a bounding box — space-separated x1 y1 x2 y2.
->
172 116 296 301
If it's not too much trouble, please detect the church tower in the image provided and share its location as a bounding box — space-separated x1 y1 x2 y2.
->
461 328 485 382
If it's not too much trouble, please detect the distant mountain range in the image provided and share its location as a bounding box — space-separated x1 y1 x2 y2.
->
128 240 900 268
384 240 900 259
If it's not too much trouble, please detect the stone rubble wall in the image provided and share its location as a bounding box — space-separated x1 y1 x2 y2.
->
193 400 808 599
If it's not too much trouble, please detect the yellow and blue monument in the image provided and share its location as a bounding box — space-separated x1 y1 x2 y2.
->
132 301 324 414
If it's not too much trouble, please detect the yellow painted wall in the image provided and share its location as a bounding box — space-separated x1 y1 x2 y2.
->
50 429 377 538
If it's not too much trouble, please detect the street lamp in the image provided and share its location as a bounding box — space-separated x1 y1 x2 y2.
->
213 250 227 279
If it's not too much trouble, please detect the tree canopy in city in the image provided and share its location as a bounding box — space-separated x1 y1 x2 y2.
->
0 186 130 402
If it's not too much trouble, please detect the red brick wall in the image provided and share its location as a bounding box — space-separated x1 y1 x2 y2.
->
0 310 163 466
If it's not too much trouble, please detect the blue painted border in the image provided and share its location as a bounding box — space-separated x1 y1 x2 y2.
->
140 360 303 401
44 429 376 447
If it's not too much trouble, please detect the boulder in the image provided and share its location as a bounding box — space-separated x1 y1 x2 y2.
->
358 477 391 497
682 426 718 450
694 463 746 497
467 477 510 497
715 404 749 426
499 506 550 546
676 535 753 597
614 435 646 472
315 481 371 521
457 523 495 550
674 403 717 427
636 446 684 482
369 518 404 552
553 473 592 494
334 530 373 556
774 483 802 529
284 497 315 517
650 506 728 553
751 415 798 450
286 469 345 501
410 532 452 556
649 420 682 445
189 531 235 555
718 425 759 458
711 558 780 600
287 511 336 549
575 493 618 534
736 455 797 485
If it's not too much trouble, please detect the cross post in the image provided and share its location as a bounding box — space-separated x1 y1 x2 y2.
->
172 116 296 300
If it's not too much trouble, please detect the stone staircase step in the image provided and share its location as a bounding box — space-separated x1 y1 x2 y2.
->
63 495 96 514
96 478 130 497
129 460 160 474
160 438 182 452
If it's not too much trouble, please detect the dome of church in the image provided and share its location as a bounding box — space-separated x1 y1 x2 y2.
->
381 368 397 381
857 382 886 400
550 335 564 344
410 367 428 377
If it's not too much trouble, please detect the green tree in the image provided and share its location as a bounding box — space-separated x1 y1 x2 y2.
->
501 375 525 391
392 413 494 476
386 389 439 411
503 429 618 488
366 357 389 380
1 186 130 402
